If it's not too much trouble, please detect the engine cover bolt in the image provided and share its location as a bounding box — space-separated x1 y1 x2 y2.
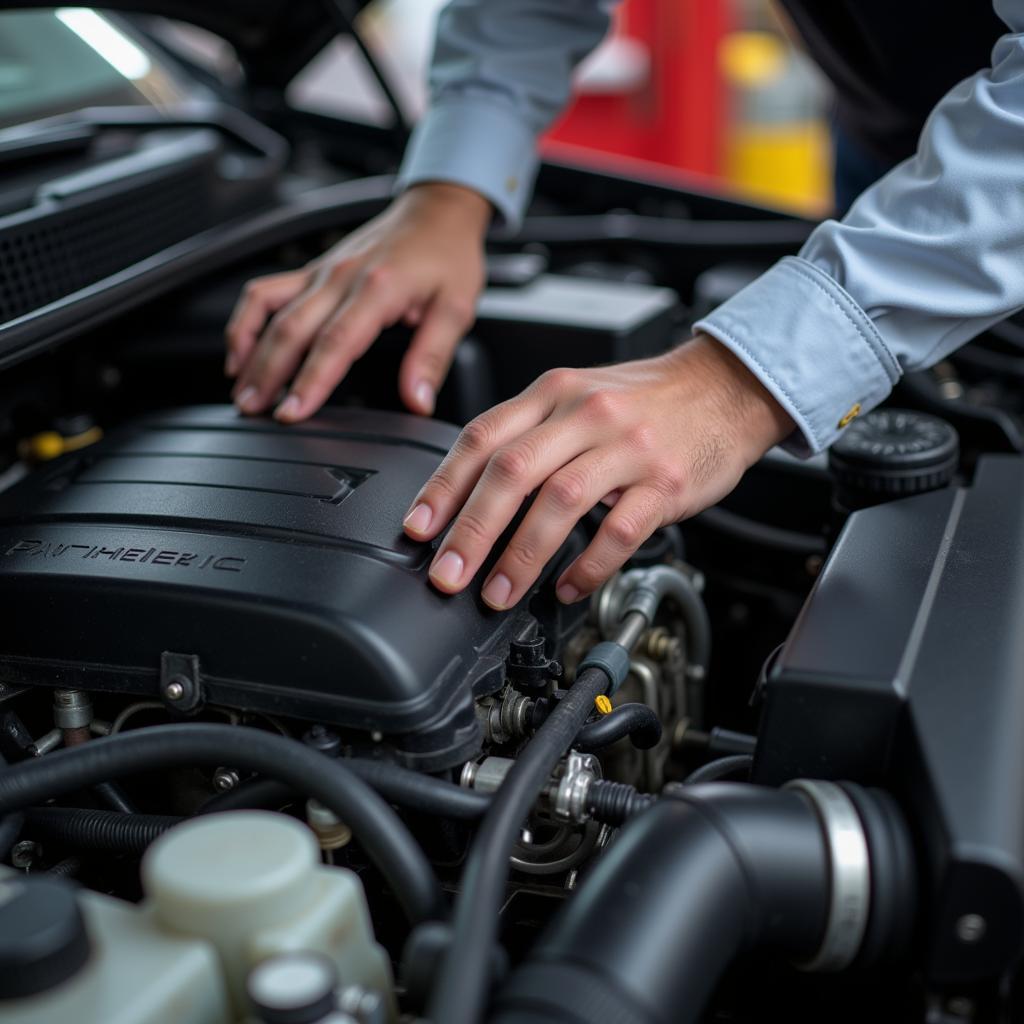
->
955 914 986 944
212 767 240 792
163 679 185 702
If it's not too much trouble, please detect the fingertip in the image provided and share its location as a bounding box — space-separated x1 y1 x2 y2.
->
414 380 436 416
403 502 433 536
274 394 304 423
429 549 465 592
235 386 261 415
481 571 513 611
556 581 582 605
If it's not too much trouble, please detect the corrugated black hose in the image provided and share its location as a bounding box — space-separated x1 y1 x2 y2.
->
24 806 182 856
0 723 443 925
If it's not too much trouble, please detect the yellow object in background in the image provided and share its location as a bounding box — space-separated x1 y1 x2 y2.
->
719 29 833 217
723 120 832 215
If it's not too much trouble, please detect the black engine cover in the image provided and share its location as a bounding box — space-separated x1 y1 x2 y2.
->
0 407 568 768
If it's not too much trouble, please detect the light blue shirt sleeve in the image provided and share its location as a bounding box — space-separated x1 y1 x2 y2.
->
697 0 1024 454
394 0 612 228
400 1 1024 458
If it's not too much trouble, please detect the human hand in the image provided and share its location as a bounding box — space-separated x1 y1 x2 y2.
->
402 334 795 609
225 182 491 422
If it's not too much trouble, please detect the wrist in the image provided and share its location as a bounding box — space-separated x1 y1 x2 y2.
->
398 182 493 237
668 333 796 461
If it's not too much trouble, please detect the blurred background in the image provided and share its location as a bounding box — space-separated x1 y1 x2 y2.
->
284 0 834 217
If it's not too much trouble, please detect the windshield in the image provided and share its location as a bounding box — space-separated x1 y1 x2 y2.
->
0 8 190 128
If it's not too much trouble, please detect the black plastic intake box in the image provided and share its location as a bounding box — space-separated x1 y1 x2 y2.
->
0 407 573 769
755 455 1024 984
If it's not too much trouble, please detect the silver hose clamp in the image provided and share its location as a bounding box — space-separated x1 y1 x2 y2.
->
785 779 871 972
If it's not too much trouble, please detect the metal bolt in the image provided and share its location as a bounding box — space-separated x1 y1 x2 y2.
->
164 679 185 702
212 767 240 792
11 840 40 870
955 914 986 944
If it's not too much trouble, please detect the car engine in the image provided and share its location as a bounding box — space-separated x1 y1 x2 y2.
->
2 13 1024 1020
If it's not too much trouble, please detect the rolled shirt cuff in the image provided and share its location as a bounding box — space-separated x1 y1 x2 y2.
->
395 96 540 231
695 256 901 456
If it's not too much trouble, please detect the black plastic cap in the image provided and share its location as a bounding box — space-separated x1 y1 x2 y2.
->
0 875 91 1000
829 409 959 510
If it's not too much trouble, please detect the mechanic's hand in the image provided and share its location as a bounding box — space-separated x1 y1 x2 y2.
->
225 182 491 422
402 334 795 609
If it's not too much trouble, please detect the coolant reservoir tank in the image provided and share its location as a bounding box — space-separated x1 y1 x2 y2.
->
142 811 394 1016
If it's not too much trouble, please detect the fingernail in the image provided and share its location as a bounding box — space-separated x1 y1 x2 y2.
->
415 380 435 414
556 583 580 604
275 394 302 421
236 386 259 413
482 572 513 610
403 502 432 534
430 550 464 587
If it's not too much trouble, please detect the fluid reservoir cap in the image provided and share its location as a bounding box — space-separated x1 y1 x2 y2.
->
247 952 338 1024
829 409 959 506
143 811 319 934
0 876 91 999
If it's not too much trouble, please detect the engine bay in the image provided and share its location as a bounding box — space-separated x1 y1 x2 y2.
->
2 29 1024 1018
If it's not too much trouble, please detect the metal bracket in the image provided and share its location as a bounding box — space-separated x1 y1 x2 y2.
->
159 651 204 714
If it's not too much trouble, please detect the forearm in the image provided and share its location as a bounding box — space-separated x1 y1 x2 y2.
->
698 0 1024 454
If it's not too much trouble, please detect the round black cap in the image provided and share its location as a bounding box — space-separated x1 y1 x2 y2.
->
829 409 959 508
0 875 91 1000
247 952 339 1024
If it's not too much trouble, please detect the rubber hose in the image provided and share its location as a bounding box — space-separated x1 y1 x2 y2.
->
0 749 22 861
574 703 662 752
683 754 753 785
587 780 656 827
200 761 491 821
93 781 137 814
24 806 182 856
426 664 615 1024
0 724 443 925
492 784 914 1024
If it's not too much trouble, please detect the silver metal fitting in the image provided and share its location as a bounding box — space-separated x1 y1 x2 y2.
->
163 679 185 702
785 779 871 973
550 751 602 824
478 689 534 745
461 756 515 794
53 689 92 730
338 984 388 1024
306 798 353 851
212 767 240 793
30 728 63 757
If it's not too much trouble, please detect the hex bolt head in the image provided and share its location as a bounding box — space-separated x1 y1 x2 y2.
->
955 914 986 944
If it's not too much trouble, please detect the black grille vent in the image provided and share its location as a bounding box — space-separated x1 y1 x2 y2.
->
0 161 214 325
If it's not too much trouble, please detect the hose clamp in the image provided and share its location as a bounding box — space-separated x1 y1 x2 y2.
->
577 641 631 695
785 779 870 972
